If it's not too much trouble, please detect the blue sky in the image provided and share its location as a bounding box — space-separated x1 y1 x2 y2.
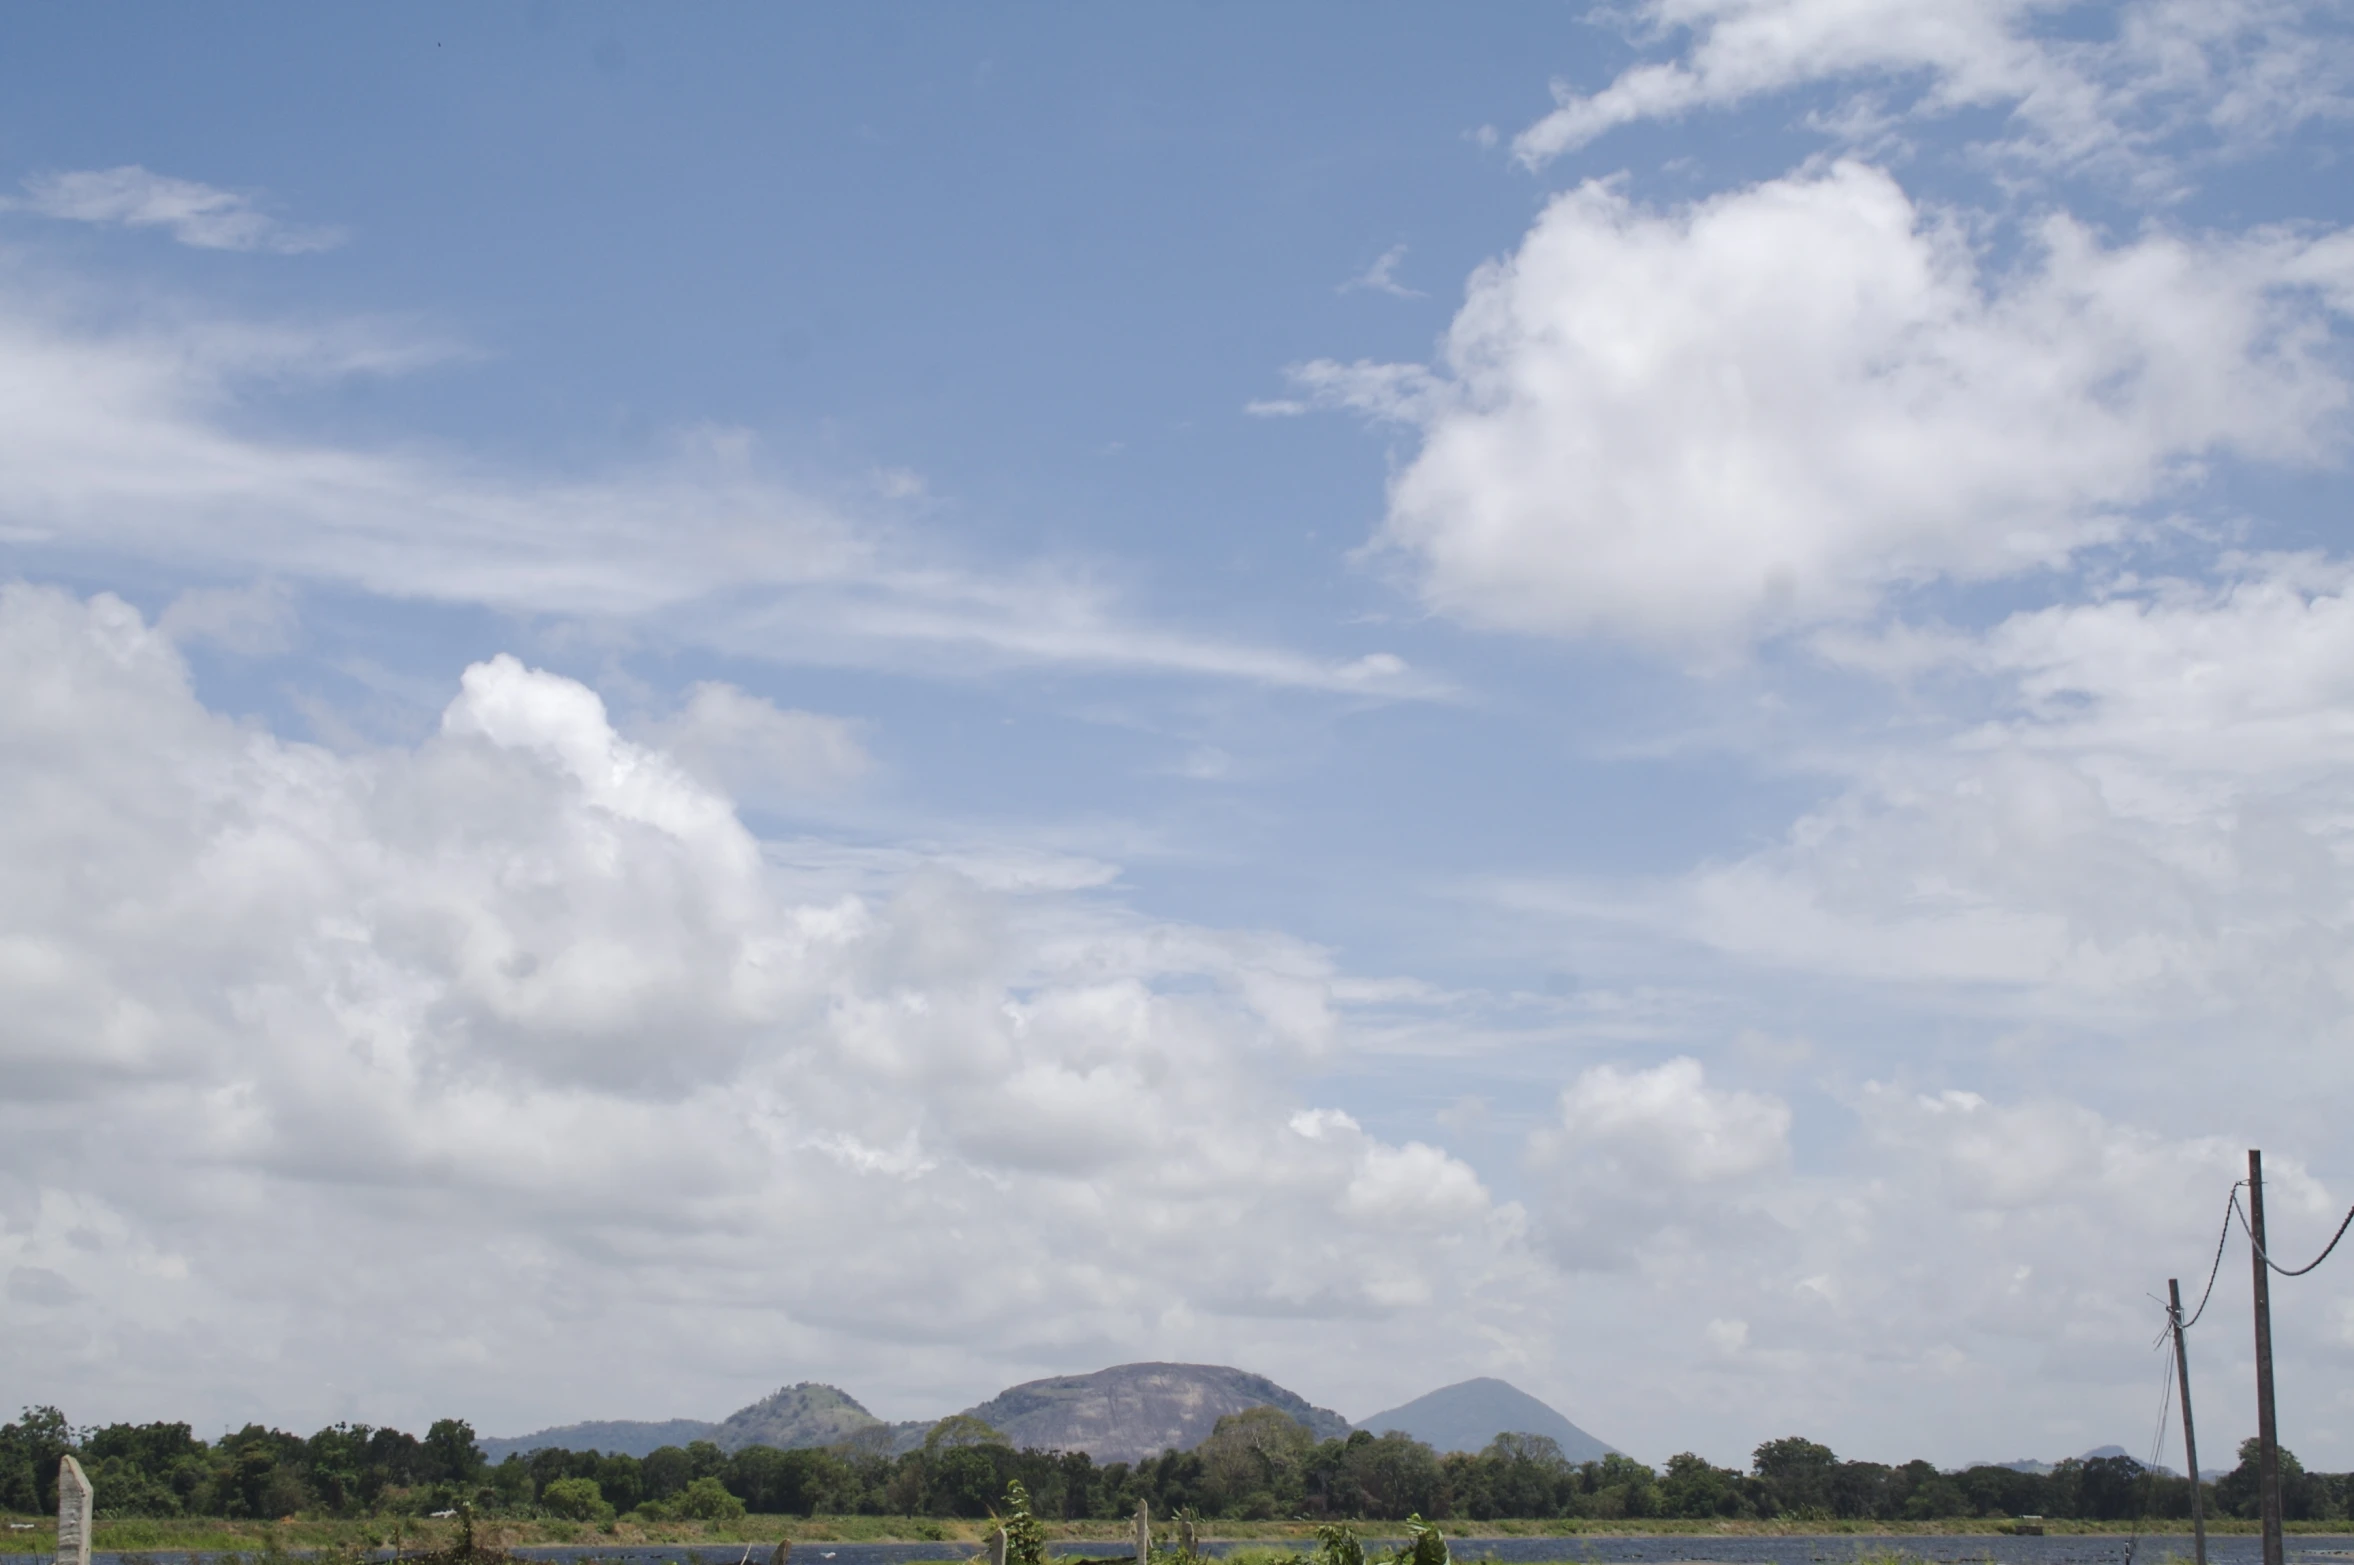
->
6 1 2354 1472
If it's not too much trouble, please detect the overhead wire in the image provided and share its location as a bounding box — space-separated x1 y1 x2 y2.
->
2178 1183 2242 1330
2235 1185 2354 1278
2123 1340 2179 1565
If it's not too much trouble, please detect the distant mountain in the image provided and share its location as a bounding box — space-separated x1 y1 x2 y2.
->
712 1383 885 1452
1982 1446 2196 1478
956 1362 1351 1463
479 1418 717 1462
1356 1378 1615 1462
485 1362 1369 1466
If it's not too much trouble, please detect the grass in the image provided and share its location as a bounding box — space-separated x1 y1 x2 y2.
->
1 1514 2347 1555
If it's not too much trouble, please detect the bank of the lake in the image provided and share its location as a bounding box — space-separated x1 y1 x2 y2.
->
2 1516 2347 1556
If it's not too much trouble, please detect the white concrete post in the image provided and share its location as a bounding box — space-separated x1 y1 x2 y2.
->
56 1456 92 1565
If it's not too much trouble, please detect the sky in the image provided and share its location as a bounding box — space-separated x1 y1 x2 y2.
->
5 0 2354 1474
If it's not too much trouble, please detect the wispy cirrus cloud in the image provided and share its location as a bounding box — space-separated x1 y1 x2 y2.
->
8 165 345 252
1341 243 1424 299
0 273 1439 699
1514 0 2354 182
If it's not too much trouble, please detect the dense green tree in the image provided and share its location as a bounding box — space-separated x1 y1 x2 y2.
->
1897 1461 1967 1522
1953 1462 2049 1518
1831 1460 1894 1519
1581 1452 1661 1520
0 1408 74 1516
1442 1434 1573 1520
489 1456 534 1509
2 1406 2314 1525
925 1416 1011 1453
1198 1408 1313 1520
1312 1430 1444 1520
722 1445 847 1516
420 1420 485 1487
929 1445 1009 1517
640 1444 712 1503
1752 1436 1838 1517
528 1445 595 1499
2217 1438 2317 1522
2075 1455 2154 1521
82 1423 206 1517
595 1453 645 1513
1658 1452 1755 1519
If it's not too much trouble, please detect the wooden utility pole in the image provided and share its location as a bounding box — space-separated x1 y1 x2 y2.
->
2250 1149 2284 1565
2169 1277 2207 1565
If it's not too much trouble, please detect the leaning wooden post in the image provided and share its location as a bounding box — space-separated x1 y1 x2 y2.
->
1134 1503 1150 1565
55 1456 92 1565
987 1526 1007 1565
2170 1277 2207 1565
2250 1149 2284 1565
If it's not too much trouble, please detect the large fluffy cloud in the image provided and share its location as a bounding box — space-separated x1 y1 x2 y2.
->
0 583 1498 1434
1301 162 2354 651
1517 1056 2354 1463
1670 560 2354 1031
1528 1058 1791 1269
10 581 2336 1464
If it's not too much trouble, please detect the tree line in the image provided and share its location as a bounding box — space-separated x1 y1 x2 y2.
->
8 1404 2352 1525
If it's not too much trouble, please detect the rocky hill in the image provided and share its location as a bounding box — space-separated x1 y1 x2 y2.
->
487 1362 1356 1464
712 1382 886 1452
956 1362 1350 1463
1356 1377 1614 1461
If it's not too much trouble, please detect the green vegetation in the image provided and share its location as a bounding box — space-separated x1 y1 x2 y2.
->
999 1480 1049 1565
8 1402 2354 1545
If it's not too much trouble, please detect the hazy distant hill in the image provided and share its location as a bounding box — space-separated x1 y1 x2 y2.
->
1987 1445 2206 1478
487 1363 1358 1465
479 1418 717 1462
957 1362 1351 1463
1356 1378 1615 1461
712 1383 885 1452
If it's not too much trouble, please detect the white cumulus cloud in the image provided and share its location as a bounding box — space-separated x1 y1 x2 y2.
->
1527 1057 1792 1268
646 682 871 806
1299 162 2353 651
0 583 1508 1435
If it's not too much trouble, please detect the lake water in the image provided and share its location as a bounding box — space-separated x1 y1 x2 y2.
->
77 1536 2354 1565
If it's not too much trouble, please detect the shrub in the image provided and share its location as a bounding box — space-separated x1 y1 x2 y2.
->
541 1478 612 1524
1393 1516 1446 1565
999 1481 1046 1565
1316 1523 1366 1565
674 1476 745 1522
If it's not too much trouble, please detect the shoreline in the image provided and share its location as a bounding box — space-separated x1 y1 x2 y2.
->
2 1517 2345 1555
